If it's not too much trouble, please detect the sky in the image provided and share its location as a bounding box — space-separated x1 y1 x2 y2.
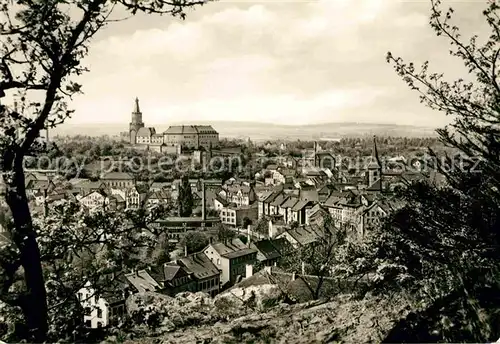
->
61 0 489 127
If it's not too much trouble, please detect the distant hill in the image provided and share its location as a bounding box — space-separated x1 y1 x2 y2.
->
53 121 438 141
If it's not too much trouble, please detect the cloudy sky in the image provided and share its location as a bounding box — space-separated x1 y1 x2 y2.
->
66 0 488 127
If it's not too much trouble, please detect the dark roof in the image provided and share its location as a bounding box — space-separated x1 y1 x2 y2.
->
178 252 220 280
291 199 312 211
251 238 290 261
281 224 325 246
280 197 299 209
270 193 286 207
210 238 257 259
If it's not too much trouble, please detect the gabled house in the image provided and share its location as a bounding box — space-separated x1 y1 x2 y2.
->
224 184 256 207
276 223 326 249
250 238 291 267
145 190 170 209
125 186 147 210
203 238 257 286
178 252 221 297
78 189 112 213
279 196 298 224
291 200 315 225
125 269 161 293
77 275 136 329
149 263 197 296
257 190 274 219
269 193 286 216
25 179 56 198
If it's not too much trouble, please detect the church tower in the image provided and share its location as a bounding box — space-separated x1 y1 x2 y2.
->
129 97 144 145
367 135 382 191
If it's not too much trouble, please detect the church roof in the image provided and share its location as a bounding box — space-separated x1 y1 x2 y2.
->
133 97 141 113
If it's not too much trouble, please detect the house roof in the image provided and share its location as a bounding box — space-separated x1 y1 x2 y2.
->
280 197 299 209
178 252 220 280
124 270 161 293
282 224 324 246
250 239 287 260
258 190 274 202
210 238 257 259
101 172 134 181
234 266 341 303
163 125 217 135
291 199 312 212
270 193 286 207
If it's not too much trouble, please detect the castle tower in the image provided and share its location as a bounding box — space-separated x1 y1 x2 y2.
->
129 97 145 144
367 135 382 191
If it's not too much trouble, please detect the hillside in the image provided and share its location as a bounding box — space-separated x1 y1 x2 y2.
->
109 287 413 344
54 121 438 140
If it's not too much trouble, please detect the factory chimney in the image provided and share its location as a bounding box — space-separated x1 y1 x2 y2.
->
202 180 206 221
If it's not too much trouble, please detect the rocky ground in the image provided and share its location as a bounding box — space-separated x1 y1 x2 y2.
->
102 285 414 344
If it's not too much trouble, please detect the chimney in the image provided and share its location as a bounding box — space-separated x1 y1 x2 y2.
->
292 272 296 281
301 261 305 275
202 181 206 221
245 264 253 278
247 225 251 247
184 245 188 257
268 219 274 238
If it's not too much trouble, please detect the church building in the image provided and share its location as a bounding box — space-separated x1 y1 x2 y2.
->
128 98 219 151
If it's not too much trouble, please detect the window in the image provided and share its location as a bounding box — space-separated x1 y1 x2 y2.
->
85 307 91 316
85 320 91 327
97 307 103 318
97 322 103 328
77 292 82 300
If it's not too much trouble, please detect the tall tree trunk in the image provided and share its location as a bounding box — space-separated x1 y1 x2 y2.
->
5 166 48 342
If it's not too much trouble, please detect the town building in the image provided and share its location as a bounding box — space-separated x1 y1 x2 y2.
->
203 238 257 286
177 252 221 297
219 204 258 227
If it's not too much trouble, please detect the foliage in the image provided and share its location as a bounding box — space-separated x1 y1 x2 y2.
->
280 215 348 300
336 1 500 342
177 175 194 217
179 231 209 255
0 0 209 340
216 224 236 244
0 200 170 342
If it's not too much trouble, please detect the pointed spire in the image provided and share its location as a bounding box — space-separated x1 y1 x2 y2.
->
372 135 380 165
133 97 141 113
367 135 381 169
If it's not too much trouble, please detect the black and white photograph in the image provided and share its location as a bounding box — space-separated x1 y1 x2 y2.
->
0 0 498 342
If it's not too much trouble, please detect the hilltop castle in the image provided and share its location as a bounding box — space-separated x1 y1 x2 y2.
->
128 97 219 151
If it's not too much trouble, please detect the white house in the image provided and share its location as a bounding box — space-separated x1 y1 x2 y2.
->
78 190 110 213
77 282 112 329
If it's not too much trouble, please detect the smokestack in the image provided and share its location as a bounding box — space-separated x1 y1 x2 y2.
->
202 181 206 221
247 225 251 247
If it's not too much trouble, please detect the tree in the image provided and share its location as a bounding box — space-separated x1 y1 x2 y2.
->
216 224 236 244
280 215 347 300
0 0 208 340
177 175 194 217
341 1 500 341
179 231 209 255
